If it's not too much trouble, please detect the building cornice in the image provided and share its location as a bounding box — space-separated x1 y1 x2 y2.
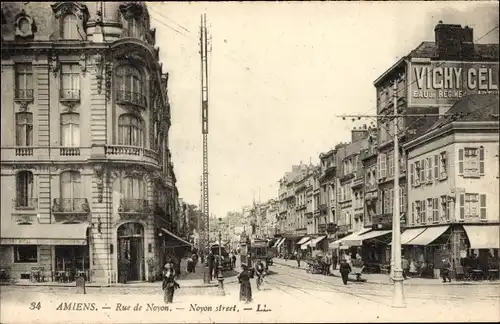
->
404 121 500 151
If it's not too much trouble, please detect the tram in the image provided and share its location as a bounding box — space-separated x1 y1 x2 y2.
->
240 238 276 276
210 243 232 270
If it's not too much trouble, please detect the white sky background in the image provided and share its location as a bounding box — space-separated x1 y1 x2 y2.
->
147 1 499 218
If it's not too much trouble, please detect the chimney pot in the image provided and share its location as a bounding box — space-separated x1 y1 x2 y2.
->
438 20 443 24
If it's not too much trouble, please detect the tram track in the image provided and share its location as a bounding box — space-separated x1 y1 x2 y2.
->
272 265 497 302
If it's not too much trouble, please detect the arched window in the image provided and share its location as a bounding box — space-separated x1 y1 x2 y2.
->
60 171 81 201
16 171 34 208
62 14 79 40
115 65 143 95
60 113 80 147
16 112 33 146
118 114 144 146
126 18 141 38
122 176 146 200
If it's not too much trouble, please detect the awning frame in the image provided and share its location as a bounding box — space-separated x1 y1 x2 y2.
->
1 223 90 246
161 228 193 247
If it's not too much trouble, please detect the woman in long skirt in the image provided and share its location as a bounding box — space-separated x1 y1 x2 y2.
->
162 263 180 304
238 264 252 303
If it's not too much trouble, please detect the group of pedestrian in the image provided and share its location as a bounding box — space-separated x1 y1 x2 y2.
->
187 252 199 274
238 259 266 303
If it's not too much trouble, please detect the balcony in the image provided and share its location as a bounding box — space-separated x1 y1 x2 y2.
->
15 147 34 156
105 145 159 164
14 89 34 105
365 191 378 202
52 198 90 214
340 172 356 183
116 90 147 109
13 198 38 210
352 177 364 189
313 208 320 216
119 198 152 214
52 198 90 223
60 89 80 103
60 147 80 156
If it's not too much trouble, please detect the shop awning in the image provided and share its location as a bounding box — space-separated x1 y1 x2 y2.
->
300 243 309 250
161 228 193 247
273 238 283 248
0 223 90 245
405 225 450 246
340 228 372 247
463 225 500 249
309 236 326 247
356 230 392 242
277 238 286 248
400 228 427 245
297 236 311 245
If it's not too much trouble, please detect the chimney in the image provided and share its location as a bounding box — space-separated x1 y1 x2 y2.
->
351 125 370 143
434 21 474 59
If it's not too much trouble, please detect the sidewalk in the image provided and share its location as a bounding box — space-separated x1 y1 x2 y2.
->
274 258 499 286
0 262 238 289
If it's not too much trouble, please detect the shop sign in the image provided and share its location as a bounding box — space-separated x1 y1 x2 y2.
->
408 61 499 107
0 238 87 245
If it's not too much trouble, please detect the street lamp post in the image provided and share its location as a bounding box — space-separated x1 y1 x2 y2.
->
391 81 406 308
216 218 225 296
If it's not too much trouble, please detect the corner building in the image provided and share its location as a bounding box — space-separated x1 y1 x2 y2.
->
0 2 183 283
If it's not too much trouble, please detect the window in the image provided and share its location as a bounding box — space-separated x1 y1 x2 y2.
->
123 176 146 200
388 188 394 213
60 64 80 99
62 14 79 40
118 114 144 147
60 113 80 147
116 65 143 94
419 159 425 183
378 153 387 179
434 155 439 179
387 151 394 177
60 171 81 202
440 196 450 221
16 112 33 146
126 18 141 38
432 198 439 222
16 171 34 208
399 187 406 214
459 193 486 220
426 157 432 182
420 200 426 224
439 152 448 178
411 202 415 225
15 64 33 99
14 245 38 263
458 147 484 177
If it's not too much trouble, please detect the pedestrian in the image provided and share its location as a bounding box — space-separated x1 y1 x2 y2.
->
232 254 237 269
238 263 253 303
402 256 409 280
162 263 180 304
441 258 452 283
296 252 301 268
339 259 352 285
332 254 338 271
207 252 213 280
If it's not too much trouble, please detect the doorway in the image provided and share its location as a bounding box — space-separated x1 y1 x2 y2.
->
117 223 145 281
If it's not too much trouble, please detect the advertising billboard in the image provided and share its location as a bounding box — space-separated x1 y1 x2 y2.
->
408 61 499 107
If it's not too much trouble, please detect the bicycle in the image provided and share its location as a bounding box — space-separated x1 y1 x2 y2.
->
256 272 265 290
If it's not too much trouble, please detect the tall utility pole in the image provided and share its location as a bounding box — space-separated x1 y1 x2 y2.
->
200 14 211 283
198 176 202 252
391 81 405 307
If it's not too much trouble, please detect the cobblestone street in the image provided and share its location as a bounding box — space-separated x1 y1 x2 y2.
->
1 263 498 323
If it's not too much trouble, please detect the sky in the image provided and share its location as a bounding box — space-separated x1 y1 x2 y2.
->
147 1 499 218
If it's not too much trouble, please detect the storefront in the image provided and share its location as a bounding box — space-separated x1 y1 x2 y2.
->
297 236 312 258
0 222 90 281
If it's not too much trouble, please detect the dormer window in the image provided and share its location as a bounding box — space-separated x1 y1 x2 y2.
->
62 14 79 40
51 2 89 41
126 18 141 38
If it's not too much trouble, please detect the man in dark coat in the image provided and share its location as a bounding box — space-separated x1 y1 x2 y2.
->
207 252 214 281
441 258 452 283
339 259 352 285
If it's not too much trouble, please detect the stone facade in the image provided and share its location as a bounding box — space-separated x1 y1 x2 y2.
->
0 2 181 283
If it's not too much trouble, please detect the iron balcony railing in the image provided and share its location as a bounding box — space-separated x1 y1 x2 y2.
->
13 198 38 210
60 89 81 101
15 89 34 100
118 199 152 213
116 90 147 108
52 198 90 213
